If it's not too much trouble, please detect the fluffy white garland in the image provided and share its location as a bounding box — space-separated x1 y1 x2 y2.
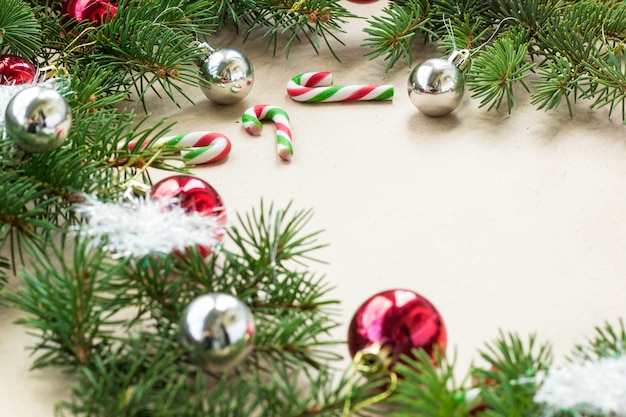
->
534 355 626 416
74 195 225 258
0 76 63 126
0 84 33 125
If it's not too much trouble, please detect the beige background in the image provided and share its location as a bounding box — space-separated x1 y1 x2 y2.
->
3 2 626 414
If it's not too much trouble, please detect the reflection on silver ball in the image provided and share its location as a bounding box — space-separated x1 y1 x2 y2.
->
5 86 72 153
199 48 254 105
407 58 464 117
181 293 255 371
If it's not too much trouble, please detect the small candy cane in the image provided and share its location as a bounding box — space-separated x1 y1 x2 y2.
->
242 104 293 161
287 72 394 103
127 131 232 165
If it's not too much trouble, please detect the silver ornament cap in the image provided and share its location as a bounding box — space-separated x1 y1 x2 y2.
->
181 293 255 371
407 53 466 117
5 86 72 153
199 47 254 105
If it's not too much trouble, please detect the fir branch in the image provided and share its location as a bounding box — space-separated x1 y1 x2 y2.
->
435 14 489 56
28 0 67 64
392 349 469 417
255 362 389 417
431 0 493 24
362 0 433 71
0 169 66 237
485 0 564 38
227 200 329 269
252 307 342 369
92 26 204 106
66 63 129 111
57 334 263 417
471 331 553 417
0 0 42 58
569 319 626 362
2 237 124 369
473 331 553 383
530 55 580 117
241 0 357 60
466 35 534 112
582 49 626 120
48 0 220 108
210 0 253 28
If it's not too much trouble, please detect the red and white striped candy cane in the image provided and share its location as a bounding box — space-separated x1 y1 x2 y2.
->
126 131 232 165
242 104 293 161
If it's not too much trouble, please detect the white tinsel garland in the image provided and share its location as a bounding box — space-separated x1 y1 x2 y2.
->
0 74 63 127
534 355 626 416
0 84 33 126
74 195 225 259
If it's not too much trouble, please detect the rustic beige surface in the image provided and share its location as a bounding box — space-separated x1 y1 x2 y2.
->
3 2 626 414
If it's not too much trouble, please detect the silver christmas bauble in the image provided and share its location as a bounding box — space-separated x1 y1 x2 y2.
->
199 48 254 105
181 293 255 371
5 86 72 153
407 57 465 117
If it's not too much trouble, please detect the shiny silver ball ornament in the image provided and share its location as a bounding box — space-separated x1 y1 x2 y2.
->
407 50 469 117
198 47 254 105
181 293 255 371
5 86 72 153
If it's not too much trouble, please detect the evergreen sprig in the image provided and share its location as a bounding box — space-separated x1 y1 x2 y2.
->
392 349 469 417
361 0 626 119
362 0 433 71
570 319 626 362
0 0 41 58
242 0 357 60
467 36 534 112
3 199 381 417
3 237 124 369
3 1 626 416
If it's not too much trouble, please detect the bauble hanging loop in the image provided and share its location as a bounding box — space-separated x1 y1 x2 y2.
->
447 49 470 71
195 42 254 105
407 49 468 117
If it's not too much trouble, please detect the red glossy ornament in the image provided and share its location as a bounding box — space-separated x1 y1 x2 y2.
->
0 55 36 85
347 289 446 368
150 175 226 257
63 0 117 24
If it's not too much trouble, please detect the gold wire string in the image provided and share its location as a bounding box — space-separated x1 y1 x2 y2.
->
37 65 70 80
351 372 397 415
115 146 165 193
288 0 307 13
63 26 98 56
341 350 398 416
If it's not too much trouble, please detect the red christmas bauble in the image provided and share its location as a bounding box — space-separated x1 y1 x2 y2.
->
0 55 36 85
63 0 117 24
150 175 226 257
347 289 446 368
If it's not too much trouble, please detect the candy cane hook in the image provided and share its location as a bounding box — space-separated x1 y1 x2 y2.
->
287 72 394 103
126 131 232 165
242 104 293 161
